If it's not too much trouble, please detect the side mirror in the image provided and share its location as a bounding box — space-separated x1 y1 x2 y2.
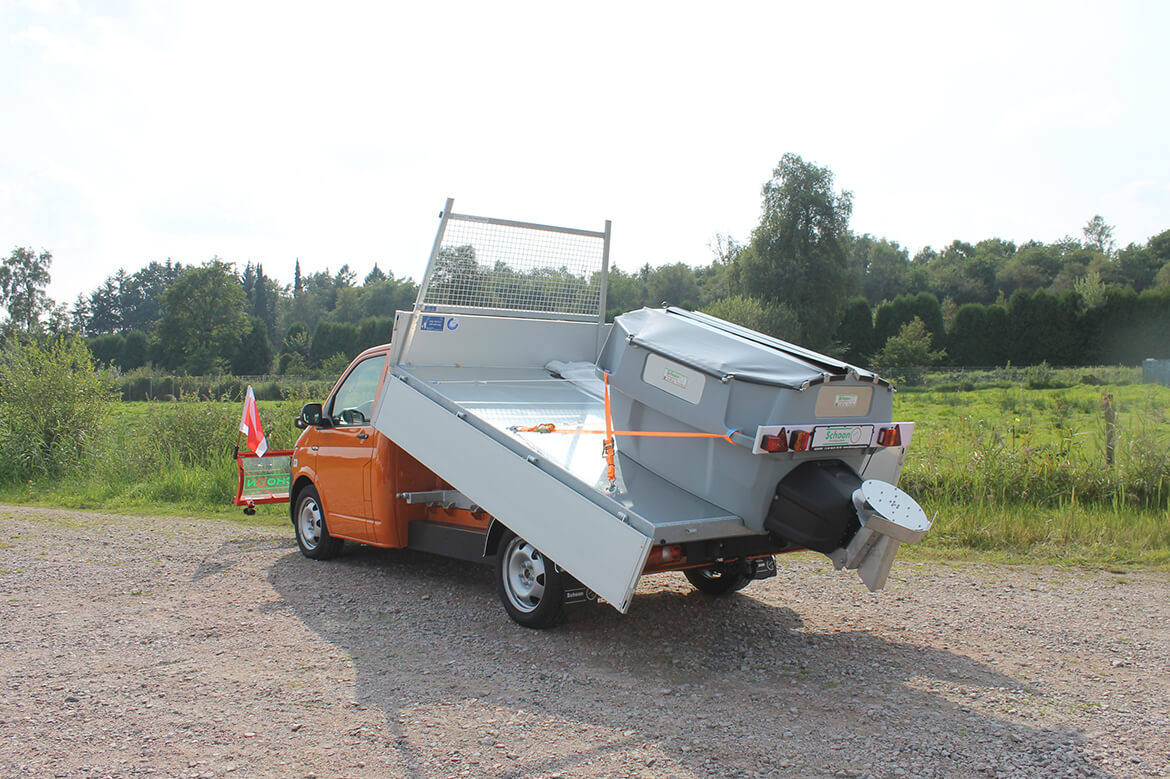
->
297 402 325 429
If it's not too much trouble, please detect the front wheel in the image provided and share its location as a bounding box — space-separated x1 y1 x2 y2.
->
684 565 751 595
495 530 566 629
294 485 344 560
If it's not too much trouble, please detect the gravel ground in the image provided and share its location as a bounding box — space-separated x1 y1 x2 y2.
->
1 504 1168 779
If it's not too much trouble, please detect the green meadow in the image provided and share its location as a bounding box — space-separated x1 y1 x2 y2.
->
896 380 1170 566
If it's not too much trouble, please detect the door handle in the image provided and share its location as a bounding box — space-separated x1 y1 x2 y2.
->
356 432 369 440
310 445 319 451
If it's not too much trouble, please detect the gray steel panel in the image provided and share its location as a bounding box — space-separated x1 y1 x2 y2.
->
375 376 653 612
399 313 607 369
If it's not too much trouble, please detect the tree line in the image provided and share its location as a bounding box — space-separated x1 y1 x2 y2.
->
3 153 1169 376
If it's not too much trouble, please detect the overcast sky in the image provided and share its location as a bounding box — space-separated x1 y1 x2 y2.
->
3 0 1168 307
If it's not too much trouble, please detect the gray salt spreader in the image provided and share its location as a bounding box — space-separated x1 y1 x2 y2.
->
371 200 932 627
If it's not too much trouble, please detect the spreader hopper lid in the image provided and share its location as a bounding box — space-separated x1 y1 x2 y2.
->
614 307 880 390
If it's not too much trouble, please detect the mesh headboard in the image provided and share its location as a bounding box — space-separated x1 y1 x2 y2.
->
415 201 611 322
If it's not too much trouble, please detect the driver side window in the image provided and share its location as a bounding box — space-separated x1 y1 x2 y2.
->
327 355 386 427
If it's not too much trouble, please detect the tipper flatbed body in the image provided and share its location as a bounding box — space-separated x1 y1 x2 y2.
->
277 200 932 627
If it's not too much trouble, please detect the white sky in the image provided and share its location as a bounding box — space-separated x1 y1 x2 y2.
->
3 0 1169 307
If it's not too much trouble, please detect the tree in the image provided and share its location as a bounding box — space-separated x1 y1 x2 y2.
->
731 154 855 349
356 316 395 351
70 294 90 334
155 259 247 373
871 317 945 385
85 260 181 336
87 333 125 366
277 322 312 375
872 292 943 347
947 304 990 366
125 260 182 332
310 321 359 366
851 234 909 305
702 295 800 341
1115 244 1161 292
86 276 123 335
0 247 54 334
0 335 115 481
694 259 733 307
360 276 418 319
119 330 149 371
1074 270 1107 314
1083 215 1116 256
604 267 646 321
834 296 875 364
645 263 699 308
233 317 274 375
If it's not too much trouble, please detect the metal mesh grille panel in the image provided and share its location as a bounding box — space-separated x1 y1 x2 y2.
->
421 216 606 317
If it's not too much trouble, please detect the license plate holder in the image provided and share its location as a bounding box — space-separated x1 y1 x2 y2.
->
811 424 874 450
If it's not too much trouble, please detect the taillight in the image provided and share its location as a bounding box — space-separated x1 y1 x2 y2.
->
647 545 683 566
877 425 902 447
762 429 788 452
790 430 812 452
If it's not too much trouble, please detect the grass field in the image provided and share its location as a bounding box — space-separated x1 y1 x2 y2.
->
896 382 1170 566
2 379 1168 569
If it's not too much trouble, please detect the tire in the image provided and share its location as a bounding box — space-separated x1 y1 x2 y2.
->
293 485 344 560
495 530 566 629
684 565 752 595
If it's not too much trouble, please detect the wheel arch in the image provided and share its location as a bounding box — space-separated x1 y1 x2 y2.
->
289 475 316 524
483 518 508 559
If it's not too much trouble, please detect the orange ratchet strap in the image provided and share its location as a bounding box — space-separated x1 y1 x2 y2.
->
508 371 742 453
508 371 742 490
509 423 741 445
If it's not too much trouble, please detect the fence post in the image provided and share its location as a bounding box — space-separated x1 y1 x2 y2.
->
1102 392 1116 467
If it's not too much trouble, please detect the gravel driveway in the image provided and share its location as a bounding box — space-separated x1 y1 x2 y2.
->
1 505 1167 778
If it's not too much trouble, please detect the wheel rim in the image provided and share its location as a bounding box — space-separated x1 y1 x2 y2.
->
298 497 322 550
502 536 546 613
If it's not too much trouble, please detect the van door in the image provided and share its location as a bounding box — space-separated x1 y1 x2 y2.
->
313 354 388 541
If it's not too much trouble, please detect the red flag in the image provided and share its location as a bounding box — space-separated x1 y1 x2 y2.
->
239 385 268 456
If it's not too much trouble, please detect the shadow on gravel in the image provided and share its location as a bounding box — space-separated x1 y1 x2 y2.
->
268 545 1098 778
193 538 298 581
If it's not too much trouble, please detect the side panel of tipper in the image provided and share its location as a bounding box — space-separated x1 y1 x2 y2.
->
374 374 652 612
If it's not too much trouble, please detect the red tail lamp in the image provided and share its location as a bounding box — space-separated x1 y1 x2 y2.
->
762 429 788 452
790 430 812 452
877 425 902 447
647 544 683 566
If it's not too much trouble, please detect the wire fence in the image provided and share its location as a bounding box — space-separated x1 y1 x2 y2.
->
419 213 608 318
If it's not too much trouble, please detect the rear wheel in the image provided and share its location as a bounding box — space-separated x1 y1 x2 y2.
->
294 485 344 560
684 565 751 595
495 530 565 629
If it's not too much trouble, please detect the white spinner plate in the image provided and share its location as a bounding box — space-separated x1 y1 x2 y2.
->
859 479 931 536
